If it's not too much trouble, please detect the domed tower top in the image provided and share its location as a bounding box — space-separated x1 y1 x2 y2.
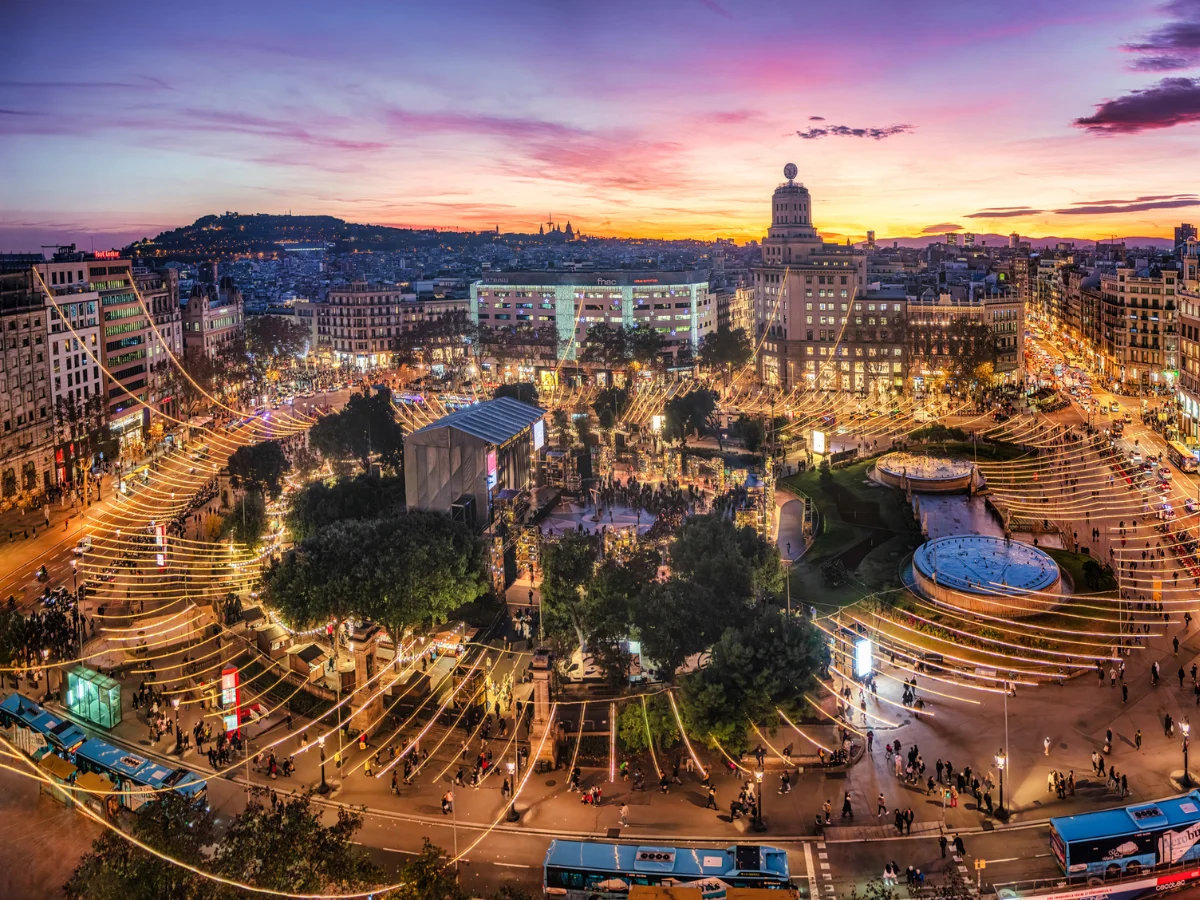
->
769 163 817 239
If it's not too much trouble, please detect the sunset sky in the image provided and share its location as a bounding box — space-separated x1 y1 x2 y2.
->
5 0 1200 249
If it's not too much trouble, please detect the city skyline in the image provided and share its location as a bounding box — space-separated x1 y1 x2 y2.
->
6 0 1200 249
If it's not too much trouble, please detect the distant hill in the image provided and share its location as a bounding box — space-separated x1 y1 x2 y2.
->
123 213 499 260
864 232 1175 251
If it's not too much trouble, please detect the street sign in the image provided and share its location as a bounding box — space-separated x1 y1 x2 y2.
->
974 859 986 869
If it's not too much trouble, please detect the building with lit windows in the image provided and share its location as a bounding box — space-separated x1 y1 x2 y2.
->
752 164 902 394
906 286 1025 383
1175 240 1200 438
469 270 713 364
134 267 182 421
183 276 244 360
1099 263 1179 388
324 281 409 368
0 270 55 496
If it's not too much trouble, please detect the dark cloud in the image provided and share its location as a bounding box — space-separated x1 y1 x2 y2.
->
965 208 1044 218
1122 0 1200 71
1073 77 1200 133
1053 197 1200 214
796 123 913 140
809 115 826 121
920 223 962 234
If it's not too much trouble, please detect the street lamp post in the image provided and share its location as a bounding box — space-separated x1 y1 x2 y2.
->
995 749 1008 820
505 759 518 821
753 769 766 831
317 735 329 794
172 697 181 755
1183 722 1192 788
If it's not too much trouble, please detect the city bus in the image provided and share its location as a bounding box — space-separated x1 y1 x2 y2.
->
74 738 207 811
1050 792 1200 881
543 842 792 899
1167 441 1199 474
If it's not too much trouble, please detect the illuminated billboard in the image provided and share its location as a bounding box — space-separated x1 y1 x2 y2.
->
855 638 873 678
811 430 826 455
532 419 545 451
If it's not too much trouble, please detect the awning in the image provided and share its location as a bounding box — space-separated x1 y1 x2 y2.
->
38 753 78 782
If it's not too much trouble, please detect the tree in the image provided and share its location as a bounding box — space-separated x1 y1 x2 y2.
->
389 839 467 900
579 323 628 369
698 325 753 390
213 789 379 895
617 694 680 753
358 512 487 644
577 557 643 685
285 473 405 541
64 793 215 900
734 414 766 454
264 512 485 646
681 609 829 752
178 352 219 417
494 382 539 405
668 514 779 605
592 386 630 431
309 387 403 472
633 579 716 682
219 491 268 547
227 440 290 498
941 316 997 393
246 315 311 361
662 388 717 449
627 326 665 371
539 531 600 658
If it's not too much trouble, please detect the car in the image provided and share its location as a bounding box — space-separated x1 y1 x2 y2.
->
1129 451 1143 463
1159 504 1177 520
1159 468 1174 481
1123 412 1133 423
1187 498 1199 514
1158 481 1172 493
74 536 93 555
100 568 116 582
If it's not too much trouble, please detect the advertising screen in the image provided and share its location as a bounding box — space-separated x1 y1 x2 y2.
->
532 419 545 451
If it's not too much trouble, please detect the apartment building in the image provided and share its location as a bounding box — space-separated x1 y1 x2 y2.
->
134 267 183 421
183 276 245 359
0 270 55 497
1099 263 1179 388
906 287 1025 382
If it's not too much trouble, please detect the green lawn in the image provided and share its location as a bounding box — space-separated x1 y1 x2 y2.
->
780 460 918 608
1045 547 1119 595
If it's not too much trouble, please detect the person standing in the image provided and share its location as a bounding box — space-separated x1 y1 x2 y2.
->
939 835 948 858
1135 729 1143 750
1044 736 1052 756
620 803 629 827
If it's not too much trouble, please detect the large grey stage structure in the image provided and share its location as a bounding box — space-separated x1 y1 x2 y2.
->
404 397 545 530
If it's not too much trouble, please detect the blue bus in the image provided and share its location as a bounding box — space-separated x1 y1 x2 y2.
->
1 693 206 811
74 738 207 810
1050 792 1200 880
0 692 88 758
543 842 791 900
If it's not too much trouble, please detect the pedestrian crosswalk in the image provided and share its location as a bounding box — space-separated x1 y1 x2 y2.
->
818 842 834 893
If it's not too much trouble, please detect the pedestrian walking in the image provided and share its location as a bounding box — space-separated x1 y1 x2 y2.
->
841 791 853 818
877 792 887 817
939 835 948 858
1136 729 1143 750
620 803 629 827
1044 735 1052 756
706 786 718 810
